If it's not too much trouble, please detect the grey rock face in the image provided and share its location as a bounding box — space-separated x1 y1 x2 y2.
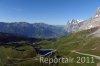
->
64 19 83 33
96 7 100 16
64 7 100 33
79 7 100 37
79 7 100 31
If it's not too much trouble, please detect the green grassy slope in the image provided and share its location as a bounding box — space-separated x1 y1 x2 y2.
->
0 27 100 66
40 27 100 55
0 46 37 66
39 27 100 66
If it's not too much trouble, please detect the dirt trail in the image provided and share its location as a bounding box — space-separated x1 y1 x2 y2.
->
71 50 100 60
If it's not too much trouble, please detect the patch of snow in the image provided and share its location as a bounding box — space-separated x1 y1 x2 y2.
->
95 15 99 18
88 25 95 29
77 19 84 23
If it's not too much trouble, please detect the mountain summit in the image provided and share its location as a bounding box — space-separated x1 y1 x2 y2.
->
79 7 100 30
79 7 100 37
64 19 83 33
64 7 100 33
96 7 100 17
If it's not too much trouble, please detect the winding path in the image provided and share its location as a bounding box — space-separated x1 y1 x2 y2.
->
71 50 100 60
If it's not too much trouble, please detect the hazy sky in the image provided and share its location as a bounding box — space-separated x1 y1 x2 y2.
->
0 0 100 25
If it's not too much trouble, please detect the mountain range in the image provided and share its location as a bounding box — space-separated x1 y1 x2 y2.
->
0 22 67 38
38 7 100 66
79 7 100 37
79 7 100 30
1 6 100 66
64 7 100 37
0 7 100 39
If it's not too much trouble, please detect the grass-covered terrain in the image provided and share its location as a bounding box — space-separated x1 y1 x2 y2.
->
0 27 100 66
38 27 100 66
0 45 36 66
40 27 100 55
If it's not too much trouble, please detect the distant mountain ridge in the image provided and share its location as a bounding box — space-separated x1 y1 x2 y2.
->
1 7 100 38
0 22 67 38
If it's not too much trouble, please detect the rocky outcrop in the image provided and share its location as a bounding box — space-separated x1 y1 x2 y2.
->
64 19 83 33
79 7 100 30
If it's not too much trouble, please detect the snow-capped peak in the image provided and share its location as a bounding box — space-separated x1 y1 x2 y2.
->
95 15 99 18
70 19 83 24
96 7 100 16
76 19 84 23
